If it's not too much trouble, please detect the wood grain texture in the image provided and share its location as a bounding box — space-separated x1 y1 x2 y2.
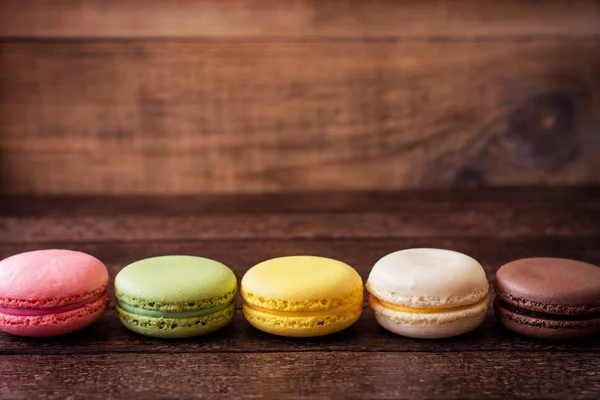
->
2 202 600 243
2 208 600 243
1 0 599 39
1 189 599 242
1 41 599 194
2 352 600 399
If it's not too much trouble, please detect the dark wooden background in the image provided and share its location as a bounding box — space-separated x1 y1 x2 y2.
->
1 0 599 195
1 1 600 399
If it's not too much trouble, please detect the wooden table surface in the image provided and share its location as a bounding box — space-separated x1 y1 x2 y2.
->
1 187 599 399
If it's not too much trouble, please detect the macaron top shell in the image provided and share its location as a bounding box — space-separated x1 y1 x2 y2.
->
241 256 362 312
0 249 109 308
495 257 600 313
115 255 237 310
367 248 488 308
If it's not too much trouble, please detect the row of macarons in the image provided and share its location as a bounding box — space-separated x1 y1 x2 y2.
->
0 248 599 341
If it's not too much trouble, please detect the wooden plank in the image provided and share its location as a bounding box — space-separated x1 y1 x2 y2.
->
1 41 599 194
1 206 599 243
2 190 599 243
1 0 599 39
1 352 599 399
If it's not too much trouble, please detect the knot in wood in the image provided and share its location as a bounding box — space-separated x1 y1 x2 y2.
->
505 93 579 170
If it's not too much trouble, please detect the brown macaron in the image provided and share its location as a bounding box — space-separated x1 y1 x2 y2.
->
494 257 600 340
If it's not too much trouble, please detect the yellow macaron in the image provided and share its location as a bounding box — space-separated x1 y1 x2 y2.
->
241 256 363 337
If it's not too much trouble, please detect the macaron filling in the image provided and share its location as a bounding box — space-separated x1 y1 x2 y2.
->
494 298 600 322
0 291 107 317
372 295 488 314
118 300 233 319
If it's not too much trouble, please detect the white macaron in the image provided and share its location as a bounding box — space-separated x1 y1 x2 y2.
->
366 248 489 339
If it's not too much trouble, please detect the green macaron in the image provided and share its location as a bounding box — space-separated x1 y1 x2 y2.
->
115 255 237 338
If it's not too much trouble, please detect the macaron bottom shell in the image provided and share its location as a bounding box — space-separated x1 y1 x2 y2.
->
373 309 486 339
0 292 109 337
242 302 362 337
116 302 235 339
493 300 600 340
369 295 487 339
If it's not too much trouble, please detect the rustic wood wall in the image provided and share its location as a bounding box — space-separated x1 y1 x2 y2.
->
0 0 599 195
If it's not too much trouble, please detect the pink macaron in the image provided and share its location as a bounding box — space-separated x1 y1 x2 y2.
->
0 249 109 337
